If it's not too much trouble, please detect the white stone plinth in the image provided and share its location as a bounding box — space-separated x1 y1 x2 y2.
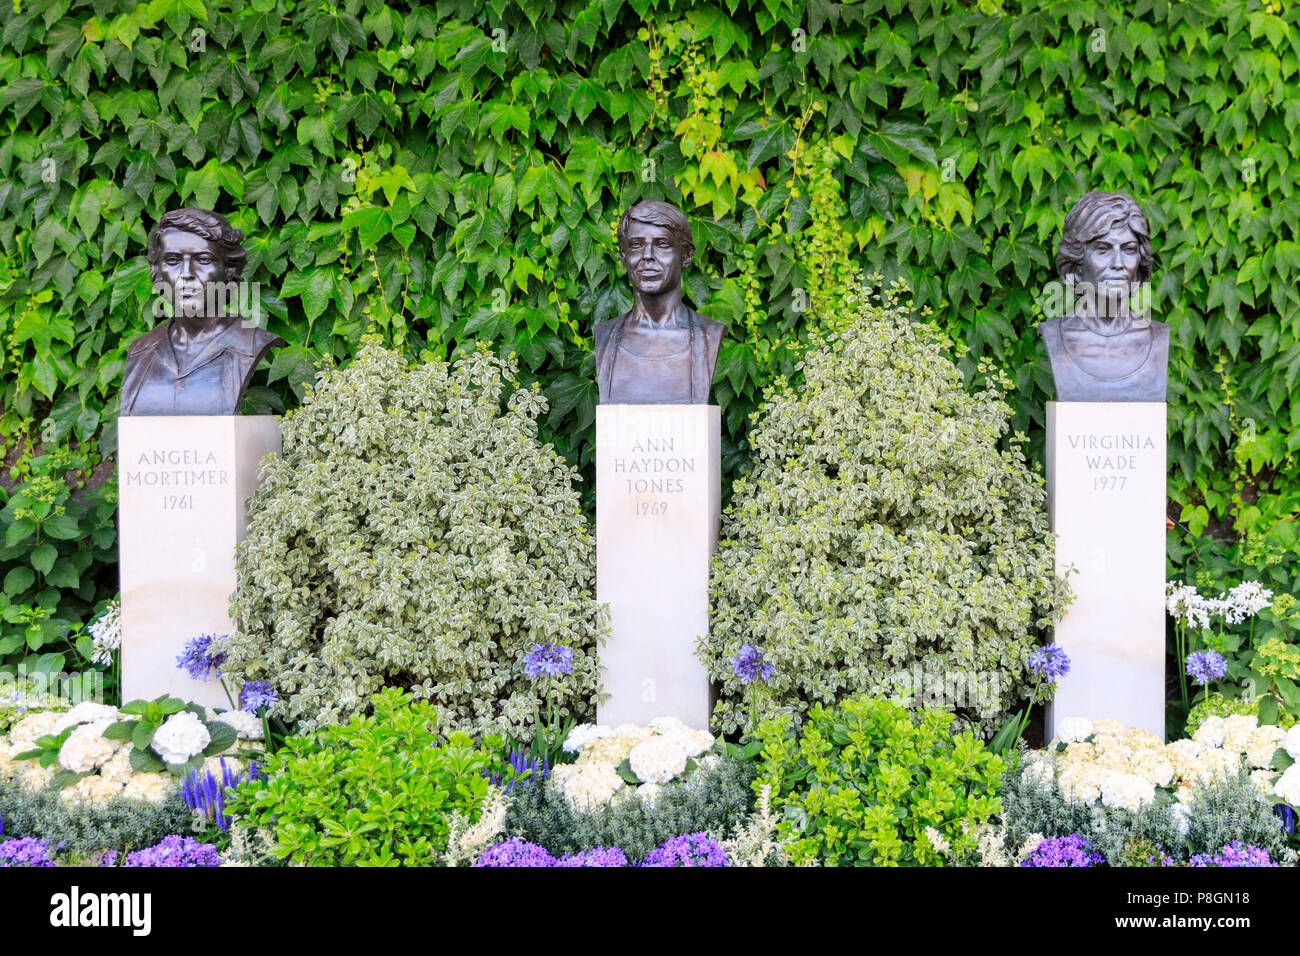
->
1045 401 1166 741
118 416 280 708
596 404 720 729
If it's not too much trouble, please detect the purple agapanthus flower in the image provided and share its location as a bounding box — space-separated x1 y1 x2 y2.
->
0 837 56 867
640 832 728 867
1019 834 1103 868
555 847 629 867
121 835 220 868
474 839 556 867
730 645 773 686
1027 645 1071 680
176 633 228 681
522 643 574 679
1185 650 1228 686
1188 842 1277 867
239 681 279 713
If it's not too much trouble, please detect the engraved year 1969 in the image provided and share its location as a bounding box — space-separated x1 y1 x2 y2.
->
635 500 668 517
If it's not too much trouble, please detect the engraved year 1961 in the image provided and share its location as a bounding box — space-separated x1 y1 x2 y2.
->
635 500 668 517
162 494 194 510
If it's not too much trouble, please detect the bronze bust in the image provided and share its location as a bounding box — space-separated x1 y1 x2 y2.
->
121 208 284 416
1039 191 1169 402
594 200 724 404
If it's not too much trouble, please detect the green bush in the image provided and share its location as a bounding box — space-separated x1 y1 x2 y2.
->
228 688 507 866
503 755 755 863
0 441 117 685
0 774 190 861
707 283 1070 735
225 337 603 735
753 696 1006 866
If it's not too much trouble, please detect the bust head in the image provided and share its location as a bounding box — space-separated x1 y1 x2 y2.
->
1055 191 1153 321
147 208 247 319
617 200 694 297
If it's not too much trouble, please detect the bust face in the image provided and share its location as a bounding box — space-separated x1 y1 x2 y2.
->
1075 222 1141 317
154 229 225 318
619 219 687 297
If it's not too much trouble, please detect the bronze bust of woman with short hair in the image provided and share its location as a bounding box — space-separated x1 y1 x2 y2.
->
1039 191 1169 403
594 200 724 404
120 208 283 416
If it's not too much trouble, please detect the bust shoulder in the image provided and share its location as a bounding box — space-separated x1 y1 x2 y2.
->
127 323 169 356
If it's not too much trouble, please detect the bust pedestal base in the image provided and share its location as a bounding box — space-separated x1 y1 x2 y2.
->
595 404 719 729
1044 401 1166 741
117 416 280 708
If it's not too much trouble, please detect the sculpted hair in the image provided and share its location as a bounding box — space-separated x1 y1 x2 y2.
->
1055 191 1154 285
147 207 247 282
617 200 694 266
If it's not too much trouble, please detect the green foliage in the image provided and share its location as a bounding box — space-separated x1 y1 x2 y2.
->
999 759 1286 866
708 283 1069 735
753 696 1006 866
0 772 190 859
225 337 602 735
503 754 755 862
0 440 116 682
227 687 506 865
2 0 1295 583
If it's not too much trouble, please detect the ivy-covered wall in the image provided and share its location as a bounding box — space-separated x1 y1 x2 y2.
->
2 0 1298 676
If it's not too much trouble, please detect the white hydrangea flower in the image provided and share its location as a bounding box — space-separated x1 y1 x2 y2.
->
1168 802 1191 836
210 709 263 741
1221 714 1259 753
1188 749 1243 786
1245 725 1286 769
1128 751 1174 788
628 735 689 784
1192 716 1226 748
1055 717 1093 744
610 723 656 742
649 716 689 737
1248 770 1275 795
53 701 121 732
663 727 714 758
1099 771 1156 811
57 720 119 773
1273 764 1300 808
150 711 210 765
123 772 177 804
1057 764 1102 805
100 748 134 784
1284 724 1300 760
561 723 611 754
62 774 126 805
8 711 62 751
551 762 624 812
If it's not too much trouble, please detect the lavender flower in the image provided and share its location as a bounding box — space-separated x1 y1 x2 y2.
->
522 643 574 679
1188 842 1277 868
1019 834 1103 868
0 837 56 867
239 682 279 713
1185 650 1228 686
1027 645 1071 680
730 645 773 686
176 633 228 681
555 847 628 867
182 758 265 831
474 839 556 867
121 835 220 868
640 832 728 867
487 746 549 792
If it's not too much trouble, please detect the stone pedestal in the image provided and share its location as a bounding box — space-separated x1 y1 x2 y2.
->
596 404 720 729
118 416 281 708
1045 401 1166 741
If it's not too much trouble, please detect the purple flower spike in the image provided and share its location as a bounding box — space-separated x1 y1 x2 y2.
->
1027 645 1071 680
